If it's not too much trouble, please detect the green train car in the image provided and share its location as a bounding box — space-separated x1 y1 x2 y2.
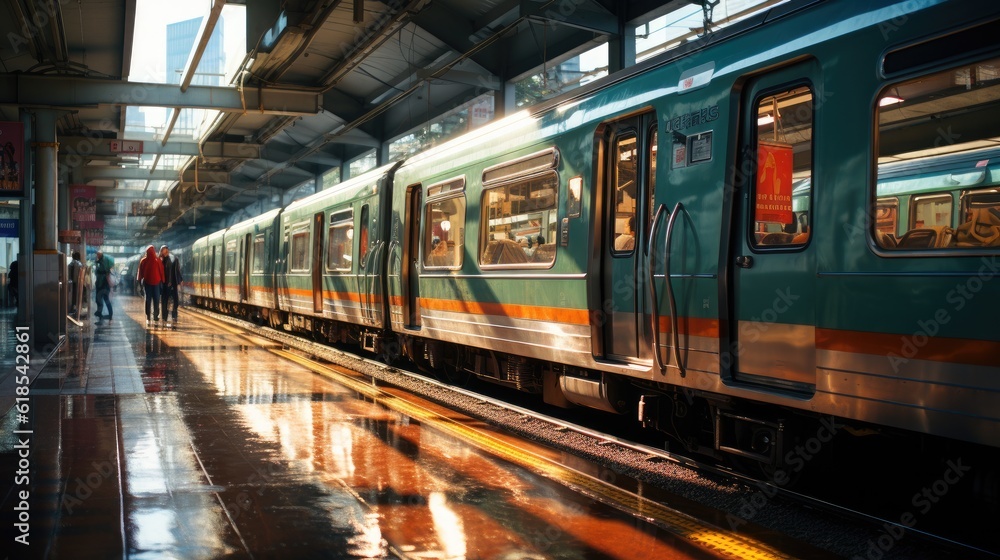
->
190 0 1000 488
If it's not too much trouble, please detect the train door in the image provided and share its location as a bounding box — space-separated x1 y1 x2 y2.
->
600 113 657 362
207 245 214 298
402 185 421 328
728 66 817 392
312 212 324 313
240 233 251 302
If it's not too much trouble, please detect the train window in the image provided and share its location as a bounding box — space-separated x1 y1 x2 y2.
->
225 240 237 273
326 210 353 271
752 86 813 247
612 134 638 254
424 194 466 269
875 198 898 234
252 234 265 273
911 194 953 230
876 56 1000 250
481 173 558 266
289 226 310 272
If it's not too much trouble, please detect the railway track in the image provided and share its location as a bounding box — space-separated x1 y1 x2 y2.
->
180 305 997 560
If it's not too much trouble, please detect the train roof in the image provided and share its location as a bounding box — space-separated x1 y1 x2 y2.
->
877 147 1000 197
284 162 400 216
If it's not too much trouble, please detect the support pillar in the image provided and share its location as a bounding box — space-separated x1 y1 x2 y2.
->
608 22 637 74
32 109 65 351
17 111 33 327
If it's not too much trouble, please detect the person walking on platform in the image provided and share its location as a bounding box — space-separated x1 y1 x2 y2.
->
68 251 82 316
94 251 115 321
159 245 182 328
137 245 164 327
7 258 17 307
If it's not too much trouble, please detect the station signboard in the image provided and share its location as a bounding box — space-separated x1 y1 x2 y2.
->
109 139 143 154
0 218 18 237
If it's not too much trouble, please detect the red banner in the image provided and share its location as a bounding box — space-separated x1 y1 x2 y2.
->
0 122 25 196
78 221 104 247
755 141 794 224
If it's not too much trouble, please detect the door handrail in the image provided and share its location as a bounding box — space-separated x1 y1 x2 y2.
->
647 203 667 372
363 241 385 325
664 201 685 376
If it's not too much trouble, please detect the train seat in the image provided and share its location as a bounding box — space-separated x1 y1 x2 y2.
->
482 239 527 265
876 231 897 249
954 207 1000 247
759 232 795 245
532 244 556 263
896 226 954 249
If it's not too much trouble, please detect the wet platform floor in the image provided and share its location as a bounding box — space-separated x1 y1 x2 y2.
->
0 299 720 559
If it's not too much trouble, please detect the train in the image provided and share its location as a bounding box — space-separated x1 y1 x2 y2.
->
185 0 1000 487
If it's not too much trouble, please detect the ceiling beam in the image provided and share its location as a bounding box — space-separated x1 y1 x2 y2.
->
523 0 618 35
94 188 170 199
60 137 262 159
81 167 230 182
0 74 321 115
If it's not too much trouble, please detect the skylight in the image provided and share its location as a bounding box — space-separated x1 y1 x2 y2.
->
126 0 246 147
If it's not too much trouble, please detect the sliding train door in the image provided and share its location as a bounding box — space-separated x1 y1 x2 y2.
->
312 212 324 313
728 65 817 392
600 113 657 362
402 185 422 328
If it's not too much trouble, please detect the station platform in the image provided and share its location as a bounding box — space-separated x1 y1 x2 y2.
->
0 298 722 559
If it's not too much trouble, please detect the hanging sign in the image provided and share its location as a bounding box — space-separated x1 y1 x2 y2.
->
0 218 18 237
109 139 143 154
0 122 25 196
59 230 82 244
755 141 794 223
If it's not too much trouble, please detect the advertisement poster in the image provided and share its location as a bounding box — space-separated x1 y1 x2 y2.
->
0 121 25 196
755 140 794 224
71 184 97 224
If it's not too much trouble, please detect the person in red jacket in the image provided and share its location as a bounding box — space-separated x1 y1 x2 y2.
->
136 244 165 326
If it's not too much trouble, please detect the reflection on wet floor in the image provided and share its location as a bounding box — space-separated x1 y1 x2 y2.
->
0 299 715 558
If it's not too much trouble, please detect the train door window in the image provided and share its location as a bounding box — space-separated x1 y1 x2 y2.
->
225 240 238 273
289 225 310 272
424 177 466 269
326 210 353 271
648 128 657 232
359 205 370 264
252 234 266 273
751 86 813 247
911 194 953 229
612 133 638 254
876 56 1000 250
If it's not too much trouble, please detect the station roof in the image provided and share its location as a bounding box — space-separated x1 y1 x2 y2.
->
0 0 754 253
